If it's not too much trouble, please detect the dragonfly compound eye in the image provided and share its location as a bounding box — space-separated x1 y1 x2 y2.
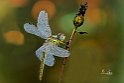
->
59 35 66 41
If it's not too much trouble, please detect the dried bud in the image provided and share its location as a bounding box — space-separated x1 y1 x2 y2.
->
73 15 84 27
73 1 88 27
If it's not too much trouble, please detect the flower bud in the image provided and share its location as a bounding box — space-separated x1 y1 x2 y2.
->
73 15 84 27
73 1 88 27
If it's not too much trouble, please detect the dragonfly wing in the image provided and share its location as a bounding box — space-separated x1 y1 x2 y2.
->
37 11 52 39
45 54 55 66
35 44 47 60
50 45 70 57
36 43 55 66
24 23 47 39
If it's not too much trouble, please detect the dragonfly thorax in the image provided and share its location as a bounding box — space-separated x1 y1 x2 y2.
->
46 37 60 45
51 38 60 45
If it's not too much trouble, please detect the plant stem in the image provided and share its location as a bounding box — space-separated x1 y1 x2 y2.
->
58 27 77 83
58 1 88 82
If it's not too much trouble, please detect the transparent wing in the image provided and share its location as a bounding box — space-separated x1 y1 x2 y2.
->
35 43 51 60
50 45 70 57
24 23 41 37
35 45 47 60
24 23 47 39
45 54 55 66
37 11 52 39
36 43 55 66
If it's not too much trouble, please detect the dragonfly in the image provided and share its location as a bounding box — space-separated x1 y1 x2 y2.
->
24 10 70 81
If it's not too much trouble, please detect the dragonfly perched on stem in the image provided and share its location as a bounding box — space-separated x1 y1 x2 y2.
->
24 11 70 81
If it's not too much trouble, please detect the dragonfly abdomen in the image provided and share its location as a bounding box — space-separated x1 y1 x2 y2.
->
39 52 46 81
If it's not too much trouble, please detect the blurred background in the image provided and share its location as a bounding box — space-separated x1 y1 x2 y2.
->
0 0 124 83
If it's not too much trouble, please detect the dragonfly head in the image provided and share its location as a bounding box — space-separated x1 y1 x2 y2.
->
57 33 66 41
